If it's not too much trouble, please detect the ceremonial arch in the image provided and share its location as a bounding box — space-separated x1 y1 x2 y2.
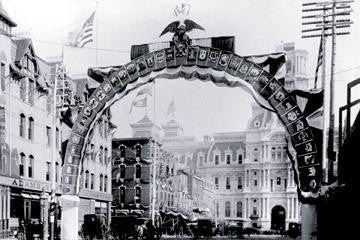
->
60 43 322 238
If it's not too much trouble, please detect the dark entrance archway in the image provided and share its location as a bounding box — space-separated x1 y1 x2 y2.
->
271 205 286 231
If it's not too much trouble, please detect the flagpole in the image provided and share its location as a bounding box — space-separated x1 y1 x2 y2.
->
95 0 99 67
151 80 157 226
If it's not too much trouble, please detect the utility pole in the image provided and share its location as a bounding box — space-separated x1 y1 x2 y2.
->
49 54 66 240
301 1 353 240
302 0 353 183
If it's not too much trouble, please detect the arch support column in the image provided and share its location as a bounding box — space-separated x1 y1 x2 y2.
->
301 203 318 240
61 195 80 240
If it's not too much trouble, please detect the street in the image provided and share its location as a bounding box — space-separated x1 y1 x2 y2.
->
161 236 300 240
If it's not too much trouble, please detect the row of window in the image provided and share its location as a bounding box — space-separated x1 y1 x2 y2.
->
19 114 60 148
19 153 33 178
84 171 109 192
214 176 243 190
213 153 244 165
118 185 142 205
214 176 286 190
45 162 60 182
119 144 142 159
218 201 243 218
116 164 142 180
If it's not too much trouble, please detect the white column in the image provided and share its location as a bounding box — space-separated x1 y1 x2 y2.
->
289 198 293 219
267 169 270 188
295 198 298 220
287 198 290 219
266 198 269 219
287 168 290 189
301 204 318 240
260 198 263 218
61 195 80 240
294 198 297 220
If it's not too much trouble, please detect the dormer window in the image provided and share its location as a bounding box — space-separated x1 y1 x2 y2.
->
226 154 231 164
214 155 220 165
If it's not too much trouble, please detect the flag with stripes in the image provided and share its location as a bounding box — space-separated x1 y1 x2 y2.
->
74 11 95 48
314 35 324 88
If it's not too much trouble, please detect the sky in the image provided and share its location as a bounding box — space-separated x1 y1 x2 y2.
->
3 0 360 139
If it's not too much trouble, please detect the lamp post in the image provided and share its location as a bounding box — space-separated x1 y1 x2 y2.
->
40 188 48 240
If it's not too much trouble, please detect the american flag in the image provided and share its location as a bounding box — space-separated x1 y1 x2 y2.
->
314 35 324 89
74 11 95 48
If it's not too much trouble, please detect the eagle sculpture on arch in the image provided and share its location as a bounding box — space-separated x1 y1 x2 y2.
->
159 19 205 37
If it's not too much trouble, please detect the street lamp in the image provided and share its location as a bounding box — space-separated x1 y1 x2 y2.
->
40 188 48 240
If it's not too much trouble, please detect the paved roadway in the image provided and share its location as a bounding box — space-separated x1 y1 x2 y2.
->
161 235 300 240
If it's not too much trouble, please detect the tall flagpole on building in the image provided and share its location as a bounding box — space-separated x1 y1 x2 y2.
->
95 0 99 67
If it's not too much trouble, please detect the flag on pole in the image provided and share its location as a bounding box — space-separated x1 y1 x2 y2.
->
314 35 324 88
72 11 95 48
129 85 153 113
167 98 176 116
136 85 153 97
129 96 147 113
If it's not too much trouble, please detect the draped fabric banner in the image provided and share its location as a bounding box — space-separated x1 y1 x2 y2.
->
130 36 235 60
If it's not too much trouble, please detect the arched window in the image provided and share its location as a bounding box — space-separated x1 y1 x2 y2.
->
99 146 104 163
104 148 108 164
104 175 108 192
55 162 59 182
237 202 243 217
99 174 103 191
271 147 276 161
119 145 126 159
135 164 141 179
20 153 25 176
135 186 141 204
90 173 94 190
85 170 89 188
120 164 126 179
225 201 231 217
28 117 34 140
120 186 126 204
28 155 34 178
135 145 142 159
20 114 26 137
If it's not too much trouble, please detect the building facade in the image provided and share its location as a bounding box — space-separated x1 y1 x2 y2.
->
0 3 63 238
111 136 175 226
0 2 114 237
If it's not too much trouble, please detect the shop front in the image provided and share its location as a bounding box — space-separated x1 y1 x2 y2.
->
0 175 61 238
